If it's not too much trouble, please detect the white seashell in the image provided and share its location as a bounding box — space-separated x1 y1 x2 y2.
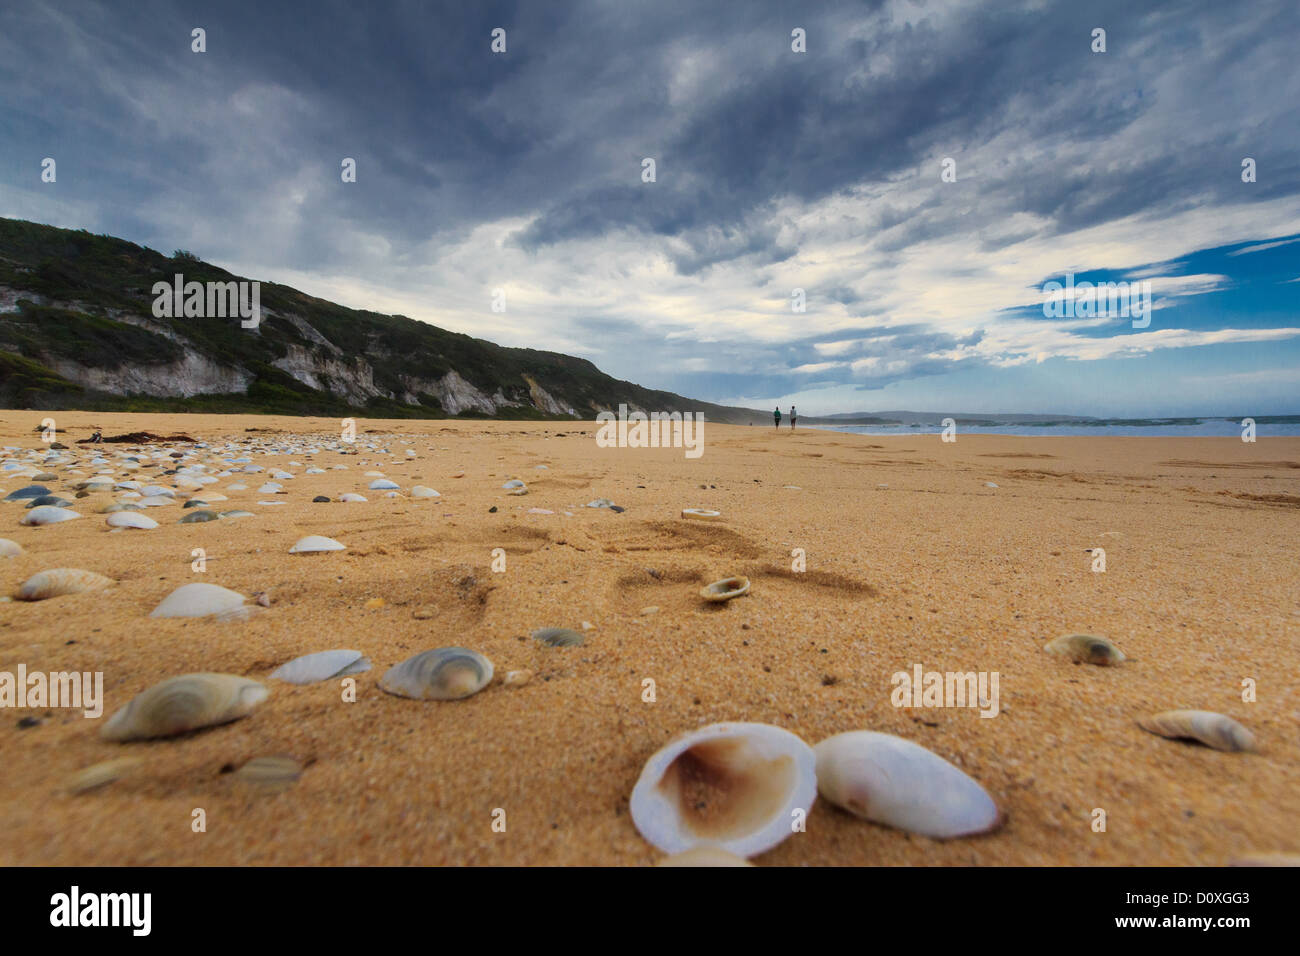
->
271 649 370 684
379 647 494 701
369 478 399 490
256 483 283 494
411 486 441 498
339 493 367 502
630 722 817 858
681 508 722 521
150 582 248 619
101 672 268 741
813 731 1001 838
289 535 346 554
1137 710 1258 752
68 757 142 794
16 568 113 600
106 512 158 530
656 846 755 867
700 576 750 602
137 495 176 507
227 483 248 491
0 538 22 557
20 506 81 525
140 486 175 497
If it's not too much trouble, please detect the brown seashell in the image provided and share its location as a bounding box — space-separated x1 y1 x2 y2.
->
102 673 269 742
1137 710 1257 752
1043 633 1126 666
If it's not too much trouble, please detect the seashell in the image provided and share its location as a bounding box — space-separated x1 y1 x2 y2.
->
532 626 585 647
20 506 81 525
411 486 440 498
182 498 210 508
233 755 302 787
4 484 52 500
0 538 22 557
630 722 817 857
178 509 219 523
150 582 248 619
814 731 1000 838
681 508 722 521
501 479 527 495
984 482 999 488
271 649 370 684
289 535 345 554
700 576 750 603
101 672 268 742
379 647 494 701
1044 633 1126 666
27 495 73 508
16 568 113 600
68 757 143 794
218 510 254 519
586 498 614 508
656 846 756 867
1137 710 1257 752
257 483 282 494
137 495 176 507
106 511 158 529
312 495 330 502
339 493 367 502
141 486 175 498
503 669 533 687
369 478 399 490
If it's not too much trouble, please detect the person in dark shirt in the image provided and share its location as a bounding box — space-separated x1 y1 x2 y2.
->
773 407 782 429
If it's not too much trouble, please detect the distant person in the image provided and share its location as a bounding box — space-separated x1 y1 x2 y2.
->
773 407 782 429
790 405 797 430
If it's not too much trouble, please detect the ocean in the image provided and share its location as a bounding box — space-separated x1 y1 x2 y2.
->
810 418 1300 438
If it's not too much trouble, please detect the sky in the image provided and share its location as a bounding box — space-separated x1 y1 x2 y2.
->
1 0 1298 417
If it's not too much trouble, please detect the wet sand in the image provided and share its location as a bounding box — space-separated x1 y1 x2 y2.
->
0 410 1296 865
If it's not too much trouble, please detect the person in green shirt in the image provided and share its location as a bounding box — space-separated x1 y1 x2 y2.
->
773 407 782 429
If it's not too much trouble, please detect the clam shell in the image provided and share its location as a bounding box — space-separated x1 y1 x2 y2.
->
101 672 268 742
1043 633 1126 666
233 755 302 786
681 508 722 521
0 538 22 557
27 495 73 508
178 509 219 523
369 478 399 490
20 506 81 525
271 649 370 684
630 722 817 858
4 484 52 500
68 757 143 794
16 568 113 600
289 535 345 554
411 486 440 498
106 511 158 529
532 626 585 647
150 582 248 619
1137 710 1257 752
813 731 1001 838
656 846 755 867
219 510 254 518
379 647 494 700
700 576 750 602
339 493 367 502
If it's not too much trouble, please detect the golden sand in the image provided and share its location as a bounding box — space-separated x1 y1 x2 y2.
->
0 410 1296 865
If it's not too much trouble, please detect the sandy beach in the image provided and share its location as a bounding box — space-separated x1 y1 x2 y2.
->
0 410 1296 866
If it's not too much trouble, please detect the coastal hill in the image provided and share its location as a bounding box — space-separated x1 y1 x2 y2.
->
0 217 765 422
